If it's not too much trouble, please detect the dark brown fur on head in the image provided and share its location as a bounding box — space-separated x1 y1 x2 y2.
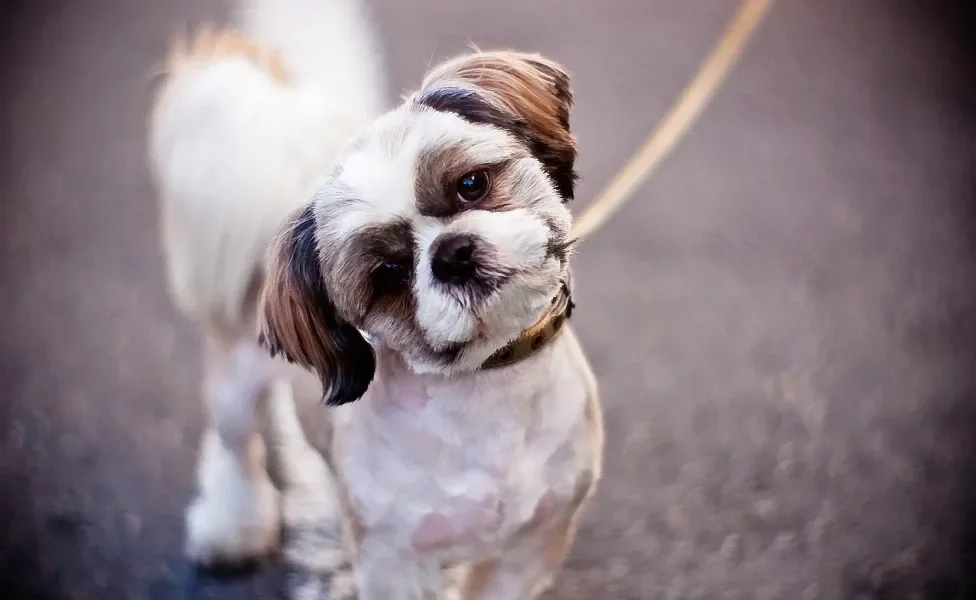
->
258 205 376 406
416 51 578 201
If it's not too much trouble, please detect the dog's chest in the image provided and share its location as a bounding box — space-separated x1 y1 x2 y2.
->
332 364 588 559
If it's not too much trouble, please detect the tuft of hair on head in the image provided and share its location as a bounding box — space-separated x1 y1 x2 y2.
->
416 50 578 201
258 206 375 406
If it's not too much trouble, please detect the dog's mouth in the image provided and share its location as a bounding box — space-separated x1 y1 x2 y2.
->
434 266 514 312
448 272 562 335
416 230 568 363
427 340 467 364
419 274 573 372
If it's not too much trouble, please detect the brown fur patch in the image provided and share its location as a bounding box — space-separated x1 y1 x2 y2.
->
258 207 375 406
417 51 577 200
414 142 522 217
331 219 416 323
166 26 291 84
334 221 467 365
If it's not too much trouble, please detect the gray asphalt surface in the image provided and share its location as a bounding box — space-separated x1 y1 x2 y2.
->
2 1 976 599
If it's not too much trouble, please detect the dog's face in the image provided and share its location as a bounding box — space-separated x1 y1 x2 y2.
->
259 51 578 405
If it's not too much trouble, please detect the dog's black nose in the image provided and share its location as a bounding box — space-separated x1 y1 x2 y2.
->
431 234 476 284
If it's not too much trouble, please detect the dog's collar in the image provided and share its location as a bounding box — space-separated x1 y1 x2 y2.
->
481 278 575 370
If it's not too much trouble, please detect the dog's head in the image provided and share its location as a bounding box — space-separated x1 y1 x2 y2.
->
259 51 578 405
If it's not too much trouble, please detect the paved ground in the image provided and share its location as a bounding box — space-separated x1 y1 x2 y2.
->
3 1 976 599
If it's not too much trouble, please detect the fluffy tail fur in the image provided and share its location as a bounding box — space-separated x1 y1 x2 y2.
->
148 0 386 328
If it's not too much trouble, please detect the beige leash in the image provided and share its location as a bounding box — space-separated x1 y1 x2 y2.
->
571 0 777 241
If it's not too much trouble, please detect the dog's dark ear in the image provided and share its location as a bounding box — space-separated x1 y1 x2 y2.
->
258 206 375 406
416 51 578 201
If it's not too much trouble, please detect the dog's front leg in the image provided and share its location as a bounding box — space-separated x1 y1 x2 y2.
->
462 518 578 600
355 540 442 600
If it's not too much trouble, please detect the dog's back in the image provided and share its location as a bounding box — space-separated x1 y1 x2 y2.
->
148 0 386 330
146 0 387 586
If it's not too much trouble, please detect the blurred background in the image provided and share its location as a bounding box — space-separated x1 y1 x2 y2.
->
2 1 976 599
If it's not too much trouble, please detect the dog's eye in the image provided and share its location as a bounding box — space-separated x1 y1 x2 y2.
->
456 170 491 204
371 261 410 294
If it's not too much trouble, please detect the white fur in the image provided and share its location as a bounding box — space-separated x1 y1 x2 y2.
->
148 0 387 567
336 328 601 599
319 109 523 245
238 0 386 101
186 428 280 565
412 217 481 345
150 0 385 324
443 208 559 341
340 333 593 549
185 333 294 564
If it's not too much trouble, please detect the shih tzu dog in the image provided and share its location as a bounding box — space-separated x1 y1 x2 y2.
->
149 0 603 598
258 51 605 599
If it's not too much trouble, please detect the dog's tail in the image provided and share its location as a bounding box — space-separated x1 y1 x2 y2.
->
148 0 386 328
237 0 386 101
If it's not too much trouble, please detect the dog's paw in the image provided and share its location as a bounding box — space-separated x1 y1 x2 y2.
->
184 464 281 568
